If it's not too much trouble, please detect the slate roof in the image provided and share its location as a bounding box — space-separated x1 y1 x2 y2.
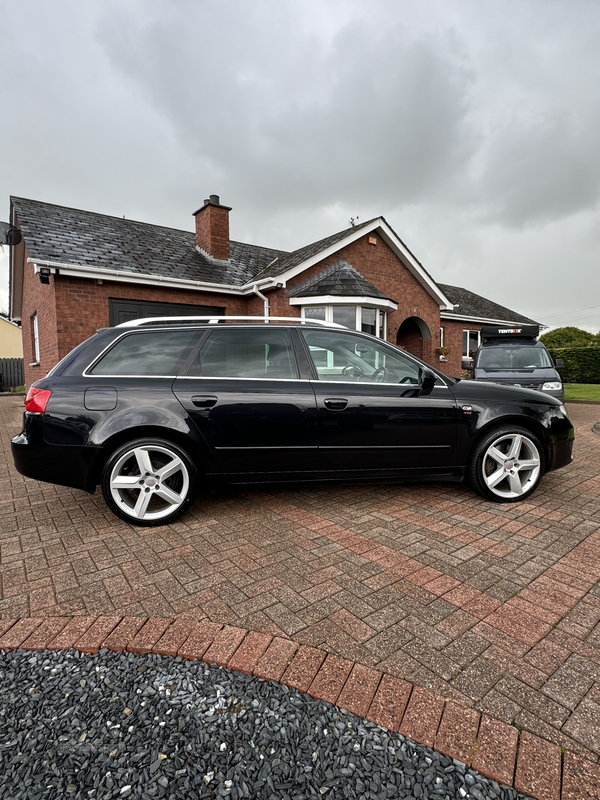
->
10 197 288 287
288 261 394 301
439 284 539 325
252 218 377 281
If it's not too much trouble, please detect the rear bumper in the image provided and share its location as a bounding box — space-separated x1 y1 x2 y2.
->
11 415 100 492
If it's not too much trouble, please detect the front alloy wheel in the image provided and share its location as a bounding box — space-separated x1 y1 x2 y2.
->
469 426 544 502
101 438 197 526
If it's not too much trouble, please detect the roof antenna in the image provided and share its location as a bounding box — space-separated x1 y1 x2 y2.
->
349 216 359 227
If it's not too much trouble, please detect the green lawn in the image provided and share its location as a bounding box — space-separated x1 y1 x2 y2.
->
564 384 600 402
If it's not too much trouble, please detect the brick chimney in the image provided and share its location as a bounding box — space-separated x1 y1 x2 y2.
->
193 194 231 261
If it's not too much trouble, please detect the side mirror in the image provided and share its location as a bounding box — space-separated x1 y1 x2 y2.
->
461 358 473 371
419 368 437 396
555 358 564 368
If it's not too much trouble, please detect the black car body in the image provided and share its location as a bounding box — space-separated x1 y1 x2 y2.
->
12 317 574 526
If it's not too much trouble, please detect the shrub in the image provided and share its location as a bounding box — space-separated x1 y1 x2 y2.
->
540 326 597 348
547 346 600 384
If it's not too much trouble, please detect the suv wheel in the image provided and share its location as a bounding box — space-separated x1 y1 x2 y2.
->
101 438 197 526
469 426 544 502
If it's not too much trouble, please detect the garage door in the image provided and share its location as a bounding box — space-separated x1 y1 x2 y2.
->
109 298 226 326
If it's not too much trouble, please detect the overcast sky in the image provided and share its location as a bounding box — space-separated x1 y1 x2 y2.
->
1 0 599 329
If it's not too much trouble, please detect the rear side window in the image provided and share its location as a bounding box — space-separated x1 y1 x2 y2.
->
90 331 199 376
187 328 298 379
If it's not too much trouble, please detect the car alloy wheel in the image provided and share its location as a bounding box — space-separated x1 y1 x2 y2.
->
101 438 197 526
469 426 543 502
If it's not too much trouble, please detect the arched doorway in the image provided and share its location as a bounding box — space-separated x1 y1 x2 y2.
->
396 316 431 360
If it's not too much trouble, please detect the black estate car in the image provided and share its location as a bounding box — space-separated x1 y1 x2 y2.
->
12 317 574 526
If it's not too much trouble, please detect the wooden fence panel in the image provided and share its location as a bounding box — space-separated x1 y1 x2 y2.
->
0 358 25 390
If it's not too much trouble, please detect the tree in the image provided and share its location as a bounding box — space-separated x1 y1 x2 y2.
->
540 326 597 348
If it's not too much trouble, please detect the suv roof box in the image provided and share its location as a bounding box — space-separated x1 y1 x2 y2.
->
480 324 540 341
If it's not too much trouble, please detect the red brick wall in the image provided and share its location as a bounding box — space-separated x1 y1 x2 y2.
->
194 204 230 261
53 278 247 362
441 319 485 377
269 232 442 367
21 248 60 388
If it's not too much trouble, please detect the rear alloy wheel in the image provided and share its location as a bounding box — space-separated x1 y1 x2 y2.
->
469 426 544 502
101 438 197 526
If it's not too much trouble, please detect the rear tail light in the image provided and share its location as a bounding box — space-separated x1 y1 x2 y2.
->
24 386 52 413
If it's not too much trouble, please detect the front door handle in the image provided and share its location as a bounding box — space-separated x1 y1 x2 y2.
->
324 398 348 411
191 395 218 408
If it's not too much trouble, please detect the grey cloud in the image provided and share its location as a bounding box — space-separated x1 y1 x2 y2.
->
95 2 476 211
478 112 600 226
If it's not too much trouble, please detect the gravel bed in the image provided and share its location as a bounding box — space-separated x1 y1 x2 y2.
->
0 649 532 800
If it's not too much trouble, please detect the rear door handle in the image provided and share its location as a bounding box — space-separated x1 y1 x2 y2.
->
324 398 348 411
191 395 218 408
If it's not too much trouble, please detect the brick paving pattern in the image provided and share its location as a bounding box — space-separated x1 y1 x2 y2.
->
2 396 600 798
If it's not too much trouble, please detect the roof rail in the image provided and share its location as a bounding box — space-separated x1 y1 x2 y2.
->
116 315 347 329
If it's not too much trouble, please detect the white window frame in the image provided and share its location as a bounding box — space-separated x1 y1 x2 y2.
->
463 329 481 359
31 313 40 365
300 304 388 339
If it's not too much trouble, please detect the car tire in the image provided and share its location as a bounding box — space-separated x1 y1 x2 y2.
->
468 425 545 503
101 438 197 526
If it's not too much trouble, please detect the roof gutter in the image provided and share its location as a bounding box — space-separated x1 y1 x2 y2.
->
441 311 540 326
27 258 277 296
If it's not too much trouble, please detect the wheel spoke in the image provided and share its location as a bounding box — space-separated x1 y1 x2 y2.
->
156 457 184 482
486 467 507 489
133 490 153 519
507 435 522 460
517 458 540 471
134 447 154 476
111 475 141 490
487 446 507 466
155 485 184 506
507 472 525 495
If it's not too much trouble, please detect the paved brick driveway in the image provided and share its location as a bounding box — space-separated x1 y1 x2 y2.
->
2 396 600 766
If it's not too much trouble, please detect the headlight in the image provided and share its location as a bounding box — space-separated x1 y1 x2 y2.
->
542 382 562 391
559 404 569 418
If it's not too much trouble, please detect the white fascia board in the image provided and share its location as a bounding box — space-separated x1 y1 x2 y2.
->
375 220 454 309
275 218 454 310
28 258 276 296
289 295 397 311
441 312 538 326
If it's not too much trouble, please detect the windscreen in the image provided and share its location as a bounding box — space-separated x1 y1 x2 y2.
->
475 346 553 370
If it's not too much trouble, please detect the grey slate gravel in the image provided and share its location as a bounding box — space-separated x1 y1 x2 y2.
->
0 649 533 800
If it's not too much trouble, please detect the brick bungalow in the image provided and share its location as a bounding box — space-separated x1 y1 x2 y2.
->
8 194 538 387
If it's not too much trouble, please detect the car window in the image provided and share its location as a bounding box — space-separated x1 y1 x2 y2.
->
476 346 553 370
187 328 298 379
90 331 199 376
301 329 422 384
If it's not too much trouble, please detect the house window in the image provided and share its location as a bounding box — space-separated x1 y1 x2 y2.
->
303 305 387 338
463 329 480 359
30 313 40 364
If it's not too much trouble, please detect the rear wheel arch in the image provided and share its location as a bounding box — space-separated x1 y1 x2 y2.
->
100 437 199 526
89 425 206 491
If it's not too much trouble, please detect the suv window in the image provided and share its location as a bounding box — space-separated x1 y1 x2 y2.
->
476 346 553 370
90 331 199 376
187 328 298 379
302 329 421 384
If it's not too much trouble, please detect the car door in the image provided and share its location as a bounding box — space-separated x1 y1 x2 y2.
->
299 328 458 479
172 326 319 482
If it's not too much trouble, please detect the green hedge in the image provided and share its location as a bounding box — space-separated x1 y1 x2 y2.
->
546 346 600 384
